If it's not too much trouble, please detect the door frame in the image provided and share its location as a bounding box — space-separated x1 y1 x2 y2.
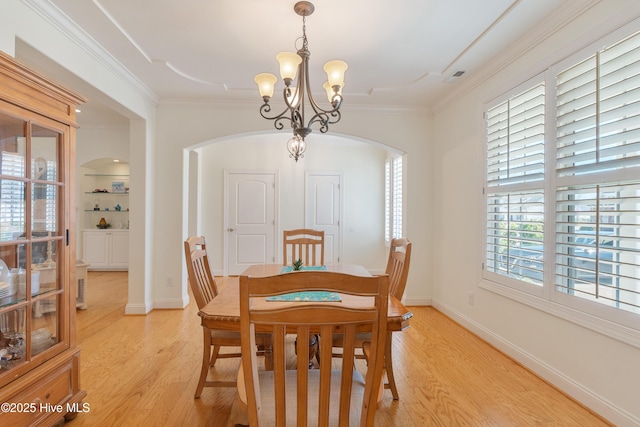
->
223 170 279 275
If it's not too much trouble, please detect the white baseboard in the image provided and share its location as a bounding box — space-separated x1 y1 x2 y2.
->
153 297 189 309
404 296 432 306
124 302 152 315
433 300 640 427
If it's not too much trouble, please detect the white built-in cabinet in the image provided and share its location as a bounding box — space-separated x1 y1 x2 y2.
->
80 166 129 270
82 230 129 270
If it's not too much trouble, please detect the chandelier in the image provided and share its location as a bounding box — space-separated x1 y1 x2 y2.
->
254 1 348 161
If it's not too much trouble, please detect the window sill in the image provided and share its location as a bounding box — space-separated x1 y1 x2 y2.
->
479 279 640 349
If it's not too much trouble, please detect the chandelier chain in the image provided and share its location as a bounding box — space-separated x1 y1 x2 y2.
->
302 15 308 52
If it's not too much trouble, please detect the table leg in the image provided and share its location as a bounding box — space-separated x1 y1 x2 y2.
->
294 334 319 369
264 345 273 371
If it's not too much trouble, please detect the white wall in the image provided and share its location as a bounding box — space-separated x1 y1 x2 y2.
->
432 2 640 425
197 133 389 273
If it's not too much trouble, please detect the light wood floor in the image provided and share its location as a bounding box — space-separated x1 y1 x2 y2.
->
67 271 611 426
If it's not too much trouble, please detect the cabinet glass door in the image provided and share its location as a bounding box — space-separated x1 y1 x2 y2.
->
0 112 64 377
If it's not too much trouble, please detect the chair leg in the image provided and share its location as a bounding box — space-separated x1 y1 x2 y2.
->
195 327 212 398
210 344 221 367
384 331 399 400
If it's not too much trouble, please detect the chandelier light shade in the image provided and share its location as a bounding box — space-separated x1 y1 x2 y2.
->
287 135 307 162
255 73 277 99
254 1 347 161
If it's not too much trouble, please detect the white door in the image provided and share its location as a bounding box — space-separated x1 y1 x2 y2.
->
305 172 341 264
225 172 277 275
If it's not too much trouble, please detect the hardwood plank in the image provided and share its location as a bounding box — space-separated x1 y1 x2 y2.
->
67 272 612 426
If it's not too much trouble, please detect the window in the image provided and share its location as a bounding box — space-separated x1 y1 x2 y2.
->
484 26 640 332
0 152 57 240
0 152 25 241
556 182 640 314
554 30 640 317
485 83 545 287
385 154 403 242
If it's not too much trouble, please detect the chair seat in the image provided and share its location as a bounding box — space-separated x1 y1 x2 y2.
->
232 369 366 427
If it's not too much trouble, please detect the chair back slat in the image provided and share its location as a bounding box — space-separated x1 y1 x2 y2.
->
184 236 219 309
385 238 412 300
240 271 388 426
283 229 325 266
273 325 287 427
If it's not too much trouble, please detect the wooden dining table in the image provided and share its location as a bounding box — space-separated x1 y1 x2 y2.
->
197 263 413 400
198 264 413 333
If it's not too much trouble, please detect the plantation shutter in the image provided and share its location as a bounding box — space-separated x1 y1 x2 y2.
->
485 82 545 285
555 182 640 313
384 158 391 242
487 84 545 187
392 156 402 239
0 152 26 241
557 31 640 177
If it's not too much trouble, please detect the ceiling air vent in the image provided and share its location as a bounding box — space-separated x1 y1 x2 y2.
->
444 70 465 83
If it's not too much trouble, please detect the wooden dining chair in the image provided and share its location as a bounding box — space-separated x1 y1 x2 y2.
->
283 229 325 266
332 237 412 400
236 271 388 426
184 236 269 398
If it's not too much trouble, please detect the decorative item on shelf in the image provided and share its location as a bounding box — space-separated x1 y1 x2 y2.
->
93 203 99 211
254 1 347 162
292 258 303 271
41 232 56 268
0 260 16 299
97 218 110 229
115 204 121 211
31 328 53 354
16 270 40 297
92 188 108 193
111 181 125 193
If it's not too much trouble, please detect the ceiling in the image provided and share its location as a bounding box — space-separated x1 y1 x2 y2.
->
18 0 578 127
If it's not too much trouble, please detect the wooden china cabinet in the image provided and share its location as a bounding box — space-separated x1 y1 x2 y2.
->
0 51 86 424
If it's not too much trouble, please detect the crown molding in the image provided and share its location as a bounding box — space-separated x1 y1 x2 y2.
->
22 0 159 104
432 0 604 113
158 97 431 117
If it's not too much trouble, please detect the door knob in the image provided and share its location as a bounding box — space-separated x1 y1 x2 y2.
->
227 228 236 232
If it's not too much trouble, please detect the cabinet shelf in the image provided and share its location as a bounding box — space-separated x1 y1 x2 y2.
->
84 192 129 195
0 287 58 310
84 209 129 212
83 173 129 177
